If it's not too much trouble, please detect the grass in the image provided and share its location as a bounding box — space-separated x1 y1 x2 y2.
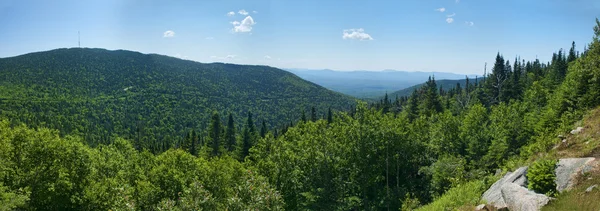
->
543 107 600 210
542 167 600 211
553 107 600 159
415 180 488 211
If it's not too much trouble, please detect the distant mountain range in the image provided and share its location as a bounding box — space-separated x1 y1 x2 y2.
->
285 68 478 99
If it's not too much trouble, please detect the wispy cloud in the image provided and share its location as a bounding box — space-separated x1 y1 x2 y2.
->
435 7 446 12
232 16 256 33
342 28 374 41
465 21 474 26
205 37 214 40
252 10 258 14
163 30 175 38
447 13 456 17
446 18 454 23
264 55 271 60
226 55 236 59
227 11 235 16
238 9 249 15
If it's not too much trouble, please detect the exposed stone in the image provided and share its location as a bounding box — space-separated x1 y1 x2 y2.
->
570 126 584 135
481 166 528 209
475 204 487 211
585 184 598 193
501 183 551 211
555 157 597 193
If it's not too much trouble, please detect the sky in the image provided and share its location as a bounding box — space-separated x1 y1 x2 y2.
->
0 0 599 75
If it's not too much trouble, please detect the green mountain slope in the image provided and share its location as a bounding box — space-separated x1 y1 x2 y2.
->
386 78 479 98
0 48 356 146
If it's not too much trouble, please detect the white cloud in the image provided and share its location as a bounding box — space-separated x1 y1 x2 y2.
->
465 21 474 26
227 11 235 16
226 55 236 59
447 13 456 17
163 30 175 38
232 16 256 33
264 55 271 60
446 17 454 23
435 7 446 12
238 9 249 15
205 37 214 40
252 10 258 14
342 28 373 41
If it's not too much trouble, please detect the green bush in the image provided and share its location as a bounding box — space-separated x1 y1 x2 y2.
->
416 180 487 211
527 159 557 195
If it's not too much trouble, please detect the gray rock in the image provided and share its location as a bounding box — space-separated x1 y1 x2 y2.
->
501 183 551 211
585 184 597 193
475 204 487 211
481 166 528 209
555 157 597 193
570 126 584 135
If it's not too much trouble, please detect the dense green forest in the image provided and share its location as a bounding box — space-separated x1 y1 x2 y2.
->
0 48 355 152
384 77 477 99
1 19 600 211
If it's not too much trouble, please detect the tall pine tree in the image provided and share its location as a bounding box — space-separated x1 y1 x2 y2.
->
209 111 222 157
225 113 237 152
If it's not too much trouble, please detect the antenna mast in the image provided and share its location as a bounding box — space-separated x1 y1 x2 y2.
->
484 62 487 78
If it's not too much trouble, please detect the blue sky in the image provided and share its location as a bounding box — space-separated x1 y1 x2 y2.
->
0 0 598 74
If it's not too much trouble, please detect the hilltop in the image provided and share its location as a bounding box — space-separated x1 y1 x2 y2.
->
0 48 356 147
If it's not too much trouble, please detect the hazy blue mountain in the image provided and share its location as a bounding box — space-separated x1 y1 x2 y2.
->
285 68 477 98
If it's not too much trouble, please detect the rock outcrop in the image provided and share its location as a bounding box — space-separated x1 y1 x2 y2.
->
501 183 551 211
481 166 528 209
555 157 597 193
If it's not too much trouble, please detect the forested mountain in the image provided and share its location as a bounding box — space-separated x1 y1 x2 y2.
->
285 68 475 98
1 18 599 211
385 77 478 99
0 48 355 150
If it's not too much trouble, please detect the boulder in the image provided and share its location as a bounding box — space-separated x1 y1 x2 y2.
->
481 166 528 209
570 126 584 135
501 183 551 211
555 157 597 193
585 184 597 193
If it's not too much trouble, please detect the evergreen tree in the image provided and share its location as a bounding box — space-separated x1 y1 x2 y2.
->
190 130 198 156
209 111 222 157
418 76 443 116
406 89 420 121
567 41 577 64
327 107 333 124
260 120 267 138
225 113 237 152
301 109 307 122
240 111 256 160
311 107 317 122
485 53 509 104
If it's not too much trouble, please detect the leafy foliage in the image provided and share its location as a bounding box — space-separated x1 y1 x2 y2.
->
0 48 355 152
527 159 558 196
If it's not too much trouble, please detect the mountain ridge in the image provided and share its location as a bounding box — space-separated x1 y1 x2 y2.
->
0 48 356 147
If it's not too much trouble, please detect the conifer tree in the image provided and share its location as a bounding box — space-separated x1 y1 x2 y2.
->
301 109 307 122
209 111 222 157
240 111 256 160
310 107 317 122
327 107 333 124
225 113 236 152
260 120 267 138
567 41 577 64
